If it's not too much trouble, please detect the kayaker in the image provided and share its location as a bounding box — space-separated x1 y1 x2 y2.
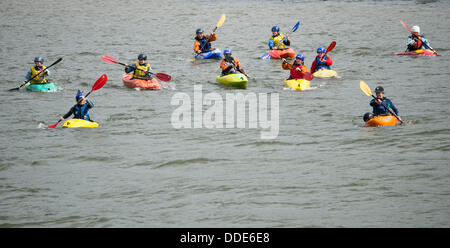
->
368 86 402 121
281 54 309 79
124 54 152 80
268 26 290 50
310 46 333 73
59 91 94 122
22 56 50 85
194 28 217 54
406 25 432 52
219 49 248 77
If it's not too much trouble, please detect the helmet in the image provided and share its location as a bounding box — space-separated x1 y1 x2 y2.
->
317 46 326 53
295 53 305 60
411 25 420 34
138 54 147 60
75 91 84 101
363 112 373 122
375 86 384 93
196 28 204 34
223 49 232 55
34 56 44 63
271 26 280 32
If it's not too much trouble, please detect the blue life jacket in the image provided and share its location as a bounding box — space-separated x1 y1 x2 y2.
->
370 97 398 116
314 55 331 70
196 37 211 52
74 104 90 120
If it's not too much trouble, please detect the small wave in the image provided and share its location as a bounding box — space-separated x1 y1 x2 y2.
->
154 157 229 169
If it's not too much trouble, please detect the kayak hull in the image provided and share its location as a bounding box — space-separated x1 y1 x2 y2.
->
216 73 248 88
122 73 162 90
25 82 57 92
62 119 99 128
365 115 398 127
197 48 223 59
394 49 441 56
313 69 338 78
284 79 310 91
262 48 296 59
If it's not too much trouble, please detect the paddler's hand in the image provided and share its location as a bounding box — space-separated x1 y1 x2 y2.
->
282 58 287 63
295 67 302 72
125 64 129 68
397 116 403 122
376 99 382 104
59 116 64 121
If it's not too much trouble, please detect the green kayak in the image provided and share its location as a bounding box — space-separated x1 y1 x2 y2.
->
25 82 57 92
216 73 248 88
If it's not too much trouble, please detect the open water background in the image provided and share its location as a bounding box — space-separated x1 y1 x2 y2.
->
0 0 449 227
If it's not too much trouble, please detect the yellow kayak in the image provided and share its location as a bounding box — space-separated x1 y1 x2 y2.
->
284 79 310 91
313 69 338 78
216 73 248 88
62 119 99 128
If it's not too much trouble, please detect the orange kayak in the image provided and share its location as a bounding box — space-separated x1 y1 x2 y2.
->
365 115 398 127
263 48 296 59
122 73 162 90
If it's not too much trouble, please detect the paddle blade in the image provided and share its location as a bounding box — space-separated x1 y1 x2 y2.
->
360 81 372 97
325 41 337 55
216 14 226 28
155 73 171 82
8 87 20 91
261 52 271 59
303 72 314 81
400 20 412 33
46 120 60 129
291 21 300 33
91 74 108 92
101 55 118 64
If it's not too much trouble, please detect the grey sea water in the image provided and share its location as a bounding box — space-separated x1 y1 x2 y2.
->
0 0 449 227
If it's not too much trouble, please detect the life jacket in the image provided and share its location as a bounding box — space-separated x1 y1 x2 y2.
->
133 61 150 80
372 97 392 116
270 33 286 49
220 57 241 75
195 36 211 53
29 65 47 84
74 104 90 120
313 55 331 71
408 35 423 50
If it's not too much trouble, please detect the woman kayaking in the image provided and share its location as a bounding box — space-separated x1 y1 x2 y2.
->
59 91 95 123
282 54 308 79
406 25 432 52
219 49 248 77
194 28 217 54
124 54 152 80
310 46 333 73
22 56 50 85
363 86 402 122
268 26 290 50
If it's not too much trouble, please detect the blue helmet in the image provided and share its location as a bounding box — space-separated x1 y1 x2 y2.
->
34 56 44 63
196 28 204 34
75 91 84 101
295 53 305 60
138 54 147 60
271 26 280 32
223 49 232 55
317 46 326 53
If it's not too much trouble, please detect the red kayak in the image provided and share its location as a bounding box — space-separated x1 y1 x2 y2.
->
122 73 162 90
394 49 441 56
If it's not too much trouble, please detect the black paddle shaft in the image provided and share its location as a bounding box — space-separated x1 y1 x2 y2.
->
9 58 63 91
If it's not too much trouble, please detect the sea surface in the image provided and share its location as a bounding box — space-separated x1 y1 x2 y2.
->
0 0 449 227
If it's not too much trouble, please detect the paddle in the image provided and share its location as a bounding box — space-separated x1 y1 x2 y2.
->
46 74 108 129
400 20 436 53
282 59 314 81
359 81 403 124
101 55 171 82
324 41 336 57
195 13 226 57
261 21 301 59
9 58 63 91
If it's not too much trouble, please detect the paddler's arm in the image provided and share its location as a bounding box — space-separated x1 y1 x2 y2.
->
283 34 290 46
60 106 76 121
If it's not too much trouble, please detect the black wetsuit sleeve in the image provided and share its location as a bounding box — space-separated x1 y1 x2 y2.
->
125 64 136 73
63 106 76 119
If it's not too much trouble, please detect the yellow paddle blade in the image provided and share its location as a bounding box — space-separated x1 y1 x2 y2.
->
359 80 372 96
216 14 226 28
